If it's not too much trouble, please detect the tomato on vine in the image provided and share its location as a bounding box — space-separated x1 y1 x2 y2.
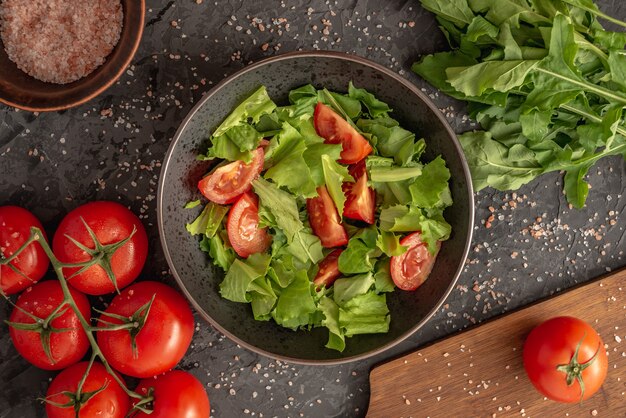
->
8 280 91 370
523 316 608 403
52 201 148 295
96 281 195 378
0 206 49 295
45 361 130 418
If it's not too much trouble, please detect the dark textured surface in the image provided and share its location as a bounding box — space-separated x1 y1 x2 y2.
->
0 1 625 417
158 51 473 363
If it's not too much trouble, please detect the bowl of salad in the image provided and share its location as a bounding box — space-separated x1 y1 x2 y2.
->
157 51 474 364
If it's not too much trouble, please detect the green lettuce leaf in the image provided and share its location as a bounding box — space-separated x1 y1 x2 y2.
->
219 253 272 303
271 270 317 330
339 292 390 337
319 296 345 352
185 203 229 237
213 86 277 137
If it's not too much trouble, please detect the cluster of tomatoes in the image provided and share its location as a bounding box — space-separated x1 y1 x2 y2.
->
0 202 209 417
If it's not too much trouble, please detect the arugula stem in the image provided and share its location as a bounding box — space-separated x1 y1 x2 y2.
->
535 67 626 105
561 0 626 28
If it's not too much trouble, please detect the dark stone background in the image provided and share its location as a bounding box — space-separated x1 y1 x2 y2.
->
0 1 624 417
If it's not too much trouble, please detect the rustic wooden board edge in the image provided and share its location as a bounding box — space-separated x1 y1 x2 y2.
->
367 267 626 417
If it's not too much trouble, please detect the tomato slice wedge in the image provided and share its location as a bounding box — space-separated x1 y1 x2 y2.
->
342 161 375 224
227 192 272 258
390 232 440 291
313 249 344 289
306 186 349 248
198 147 264 204
314 102 373 164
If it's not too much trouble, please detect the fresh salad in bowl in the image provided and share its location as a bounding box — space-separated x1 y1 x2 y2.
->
186 83 453 352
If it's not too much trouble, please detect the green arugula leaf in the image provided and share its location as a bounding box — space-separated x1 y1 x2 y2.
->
459 131 544 191
446 60 539 97
420 0 475 28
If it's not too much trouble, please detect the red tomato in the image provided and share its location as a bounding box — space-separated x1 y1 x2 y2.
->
53 201 148 295
523 316 608 403
0 206 49 295
96 281 194 378
313 249 343 289
198 147 264 204
306 186 348 248
390 232 439 291
314 102 373 164
342 162 375 224
46 361 130 418
132 371 210 418
227 192 272 258
9 280 90 370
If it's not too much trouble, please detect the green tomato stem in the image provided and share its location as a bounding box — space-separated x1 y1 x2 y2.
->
1 227 147 404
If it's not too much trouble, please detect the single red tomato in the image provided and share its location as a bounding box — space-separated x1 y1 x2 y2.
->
0 206 49 295
131 371 210 418
523 316 608 403
96 281 194 378
390 232 439 291
46 361 130 418
314 102 373 164
306 186 348 248
198 147 264 204
9 280 90 370
342 162 375 224
227 192 272 258
313 249 344 289
53 201 148 295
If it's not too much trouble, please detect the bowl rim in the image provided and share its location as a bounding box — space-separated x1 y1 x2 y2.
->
157 50 475 365
0 1 146 112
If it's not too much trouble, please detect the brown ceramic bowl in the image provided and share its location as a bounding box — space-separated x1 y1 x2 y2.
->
0 1 145 112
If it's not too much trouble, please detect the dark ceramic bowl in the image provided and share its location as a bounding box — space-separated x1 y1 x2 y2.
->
0 1 145 112
158 51 474 365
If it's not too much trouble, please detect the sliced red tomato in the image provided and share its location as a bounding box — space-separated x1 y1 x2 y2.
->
46 361 130 418
0 206 49 295
198 147 264 204
313 249 343 289
227 192 272 258
390 232 439 291
314 102 373 164
343 161 375 224
306 186 348 248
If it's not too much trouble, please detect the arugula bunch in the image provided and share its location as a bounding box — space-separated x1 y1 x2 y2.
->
187 84 453 351
413 0 626 207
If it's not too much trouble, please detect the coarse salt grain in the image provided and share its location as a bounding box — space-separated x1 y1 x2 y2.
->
0 0 123 84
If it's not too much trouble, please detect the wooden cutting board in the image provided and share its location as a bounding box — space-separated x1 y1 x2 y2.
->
368 268 625 417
